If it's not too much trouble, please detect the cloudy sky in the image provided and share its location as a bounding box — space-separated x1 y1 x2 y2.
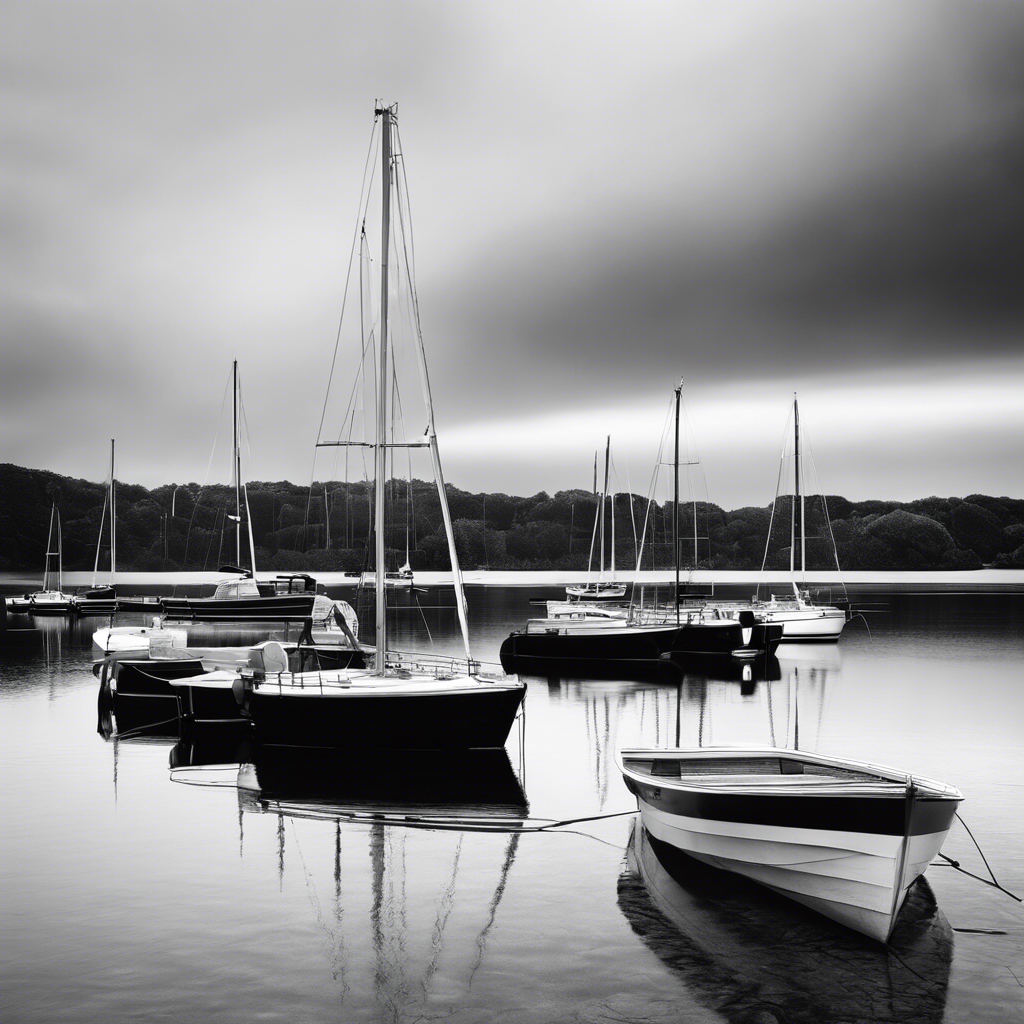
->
2 0 1022 509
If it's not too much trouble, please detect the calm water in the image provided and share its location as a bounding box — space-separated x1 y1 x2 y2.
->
2 588 1022 1023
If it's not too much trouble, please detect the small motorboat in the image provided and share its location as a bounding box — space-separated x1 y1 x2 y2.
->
617 745 962 943
93 622 189 653
160 569 318 622
565 582 627 600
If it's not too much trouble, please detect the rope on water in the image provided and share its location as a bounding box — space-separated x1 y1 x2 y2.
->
932 812 1021 903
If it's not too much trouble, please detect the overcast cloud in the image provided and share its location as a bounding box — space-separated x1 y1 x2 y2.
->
1 0 1021 508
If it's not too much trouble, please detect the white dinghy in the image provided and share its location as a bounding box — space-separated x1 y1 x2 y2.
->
618 746 962 943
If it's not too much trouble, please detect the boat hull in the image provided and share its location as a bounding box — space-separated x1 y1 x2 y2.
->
74 598 118 616
93 626 188 653
500 621 782 676
768 608 846 643
161 593 315 622
628 787 958 943
29 597 75 615
248 682 525 750
106 656 207 731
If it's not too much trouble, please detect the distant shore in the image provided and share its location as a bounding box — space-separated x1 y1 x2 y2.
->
2 568 1018 594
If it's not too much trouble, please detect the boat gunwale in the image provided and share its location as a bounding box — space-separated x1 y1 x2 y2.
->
618 746 962 802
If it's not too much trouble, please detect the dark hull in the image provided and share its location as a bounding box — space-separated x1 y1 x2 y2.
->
249 683 526 750
74 599 118 616
174 679 247 725
500 622 782 676
622 772 960 837
115 597 163 612
108 656 206 729
161 594 315 622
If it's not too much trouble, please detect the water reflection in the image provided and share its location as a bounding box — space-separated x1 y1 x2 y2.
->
524 644 843 810
619 822 952 1024
168 741 530 1018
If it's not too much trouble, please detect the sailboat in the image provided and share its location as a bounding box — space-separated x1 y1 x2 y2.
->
566 437 626 600
159 362 319 623
745 394 848 642
501 383 783 677
27 504 75 614
76 439 120 616
242 104 525 750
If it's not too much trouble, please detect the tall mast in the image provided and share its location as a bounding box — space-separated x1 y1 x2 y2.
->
374 104 392 674
593 452 597 494
110 439 116 581
44 504 55 591
233 359 241 566
674 381 681 624
610 447 615 578
324 484 330 550
599 436 609 575
790 393 796 580
794 393 804 590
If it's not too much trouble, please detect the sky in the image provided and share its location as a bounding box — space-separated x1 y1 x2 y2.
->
2 0 1022 510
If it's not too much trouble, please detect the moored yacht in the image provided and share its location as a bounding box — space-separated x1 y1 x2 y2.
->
27 505 74 615
244 104 526 751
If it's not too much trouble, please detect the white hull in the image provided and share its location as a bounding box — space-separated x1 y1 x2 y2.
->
93 625 188 653
637 799 950 942
767 608 846 642
29 591 75 614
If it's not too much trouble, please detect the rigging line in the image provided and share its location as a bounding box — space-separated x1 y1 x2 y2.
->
625 457 639 574
182 370 232 576
313 117 380 450
804 427 849 603
757 403 793 602
631 394 674 618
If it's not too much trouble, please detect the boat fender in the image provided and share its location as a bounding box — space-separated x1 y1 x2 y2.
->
231 674 246 709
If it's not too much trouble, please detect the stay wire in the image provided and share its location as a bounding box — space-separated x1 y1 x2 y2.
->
181 370 232 577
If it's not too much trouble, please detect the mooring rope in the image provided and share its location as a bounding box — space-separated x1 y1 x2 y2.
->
932 812 1022 902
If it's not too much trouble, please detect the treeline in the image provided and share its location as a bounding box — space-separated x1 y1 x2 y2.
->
1 462 1023 573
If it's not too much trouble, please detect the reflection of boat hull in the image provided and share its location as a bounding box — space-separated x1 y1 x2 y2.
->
619 747 961 942
249 679 525 750
161 593 316 622
619 823 952 1023
239 747 528 820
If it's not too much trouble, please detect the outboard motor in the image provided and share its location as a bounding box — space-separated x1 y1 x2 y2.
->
738 610 755 649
